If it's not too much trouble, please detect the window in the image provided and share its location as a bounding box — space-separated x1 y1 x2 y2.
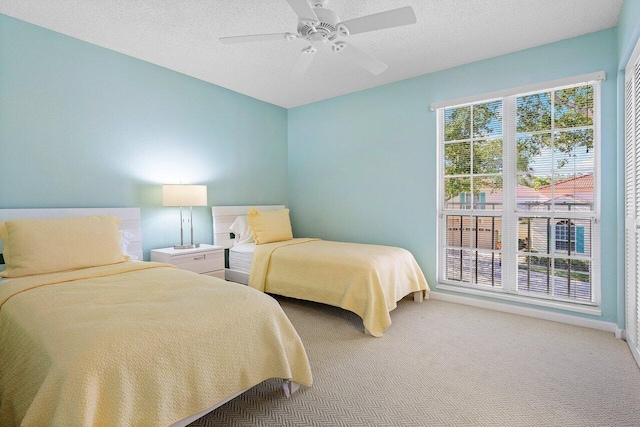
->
459 192 487 210
442 100 503 287
554 220 585 253
555 221 575 252
436 74 601 308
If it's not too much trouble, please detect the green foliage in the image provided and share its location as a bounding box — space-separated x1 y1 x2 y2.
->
473 139 502 174
554 87 593 128
516 86 594 172
444 106 470 141
444 102 503 200
521 256 591 282
532 176 551 190
444 142 470 176
443 84 594 203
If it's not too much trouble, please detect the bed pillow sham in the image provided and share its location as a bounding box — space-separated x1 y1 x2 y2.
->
119 229 139 261
0 215 129 278
247 208 293 245
229 215 255 244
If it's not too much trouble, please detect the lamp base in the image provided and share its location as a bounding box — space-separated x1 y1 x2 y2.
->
174 243 201 250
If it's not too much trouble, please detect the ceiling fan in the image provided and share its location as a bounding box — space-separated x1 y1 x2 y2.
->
219 0 417 76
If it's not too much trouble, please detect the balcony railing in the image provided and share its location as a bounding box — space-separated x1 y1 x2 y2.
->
445 214 593 302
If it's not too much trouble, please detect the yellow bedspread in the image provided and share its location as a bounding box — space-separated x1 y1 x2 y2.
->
249 239 430 337
0 262 312 427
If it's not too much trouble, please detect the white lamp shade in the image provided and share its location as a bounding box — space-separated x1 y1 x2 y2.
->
163 185 208 207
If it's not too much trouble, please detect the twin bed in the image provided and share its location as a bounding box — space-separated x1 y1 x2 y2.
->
0 208 311 427
212 205 430 337
0 205 429 426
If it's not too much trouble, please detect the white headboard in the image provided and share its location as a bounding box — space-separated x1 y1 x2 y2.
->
211 205 285 249
0 208 143 261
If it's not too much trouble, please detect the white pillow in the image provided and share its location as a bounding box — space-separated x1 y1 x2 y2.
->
119 229 139 261
229 215 254 244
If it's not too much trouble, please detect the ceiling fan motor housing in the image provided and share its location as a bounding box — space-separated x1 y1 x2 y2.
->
297 7 340 41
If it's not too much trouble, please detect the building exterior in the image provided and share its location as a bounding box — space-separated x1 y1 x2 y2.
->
446 174 594 255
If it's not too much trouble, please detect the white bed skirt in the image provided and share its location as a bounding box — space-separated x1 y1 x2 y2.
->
225 268 249 285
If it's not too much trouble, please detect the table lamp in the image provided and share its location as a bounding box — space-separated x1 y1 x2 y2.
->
162 184 207 249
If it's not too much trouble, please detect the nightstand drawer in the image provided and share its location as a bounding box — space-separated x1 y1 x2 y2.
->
150 244 225 277
169 251 224 274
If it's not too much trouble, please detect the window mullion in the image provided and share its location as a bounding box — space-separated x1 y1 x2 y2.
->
550 91 557 297
437 108 447 287
470 104 474 212
502 96 517 293
592 81 602 307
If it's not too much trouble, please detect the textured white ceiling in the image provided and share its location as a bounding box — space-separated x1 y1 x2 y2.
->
0 0 623 108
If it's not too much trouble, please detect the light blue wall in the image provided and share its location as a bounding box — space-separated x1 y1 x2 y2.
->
288 29 619 323
617 0 640 69
0 15 289 259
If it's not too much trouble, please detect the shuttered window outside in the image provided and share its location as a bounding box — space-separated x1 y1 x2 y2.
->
437 77 601 308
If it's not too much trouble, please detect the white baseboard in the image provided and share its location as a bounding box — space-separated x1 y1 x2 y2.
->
430 291 618 334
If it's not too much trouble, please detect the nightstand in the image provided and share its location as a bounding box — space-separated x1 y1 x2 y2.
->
150 244 225 279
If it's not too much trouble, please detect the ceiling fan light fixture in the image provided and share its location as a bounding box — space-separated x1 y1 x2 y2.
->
331 41 346 53
219 0 416 76
336 23 350 37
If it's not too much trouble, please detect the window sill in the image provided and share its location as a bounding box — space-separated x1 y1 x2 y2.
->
436 283 602 316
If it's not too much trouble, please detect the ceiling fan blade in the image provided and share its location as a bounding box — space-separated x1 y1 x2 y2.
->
285 0 319 24
337 6 417 36
219 33 292 44
332 42 388 75
292 46 317 77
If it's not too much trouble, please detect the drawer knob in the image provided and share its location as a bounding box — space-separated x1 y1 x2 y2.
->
193 256 205 260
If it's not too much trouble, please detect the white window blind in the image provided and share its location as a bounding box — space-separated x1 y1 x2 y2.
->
437 74 601 310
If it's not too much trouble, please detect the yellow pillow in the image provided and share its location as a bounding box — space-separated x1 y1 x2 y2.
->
0 215 128 278
247 208 293 244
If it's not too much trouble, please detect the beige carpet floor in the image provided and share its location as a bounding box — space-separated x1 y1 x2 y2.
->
189 296 640 426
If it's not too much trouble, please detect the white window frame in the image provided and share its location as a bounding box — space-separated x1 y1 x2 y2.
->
434 72 603 315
